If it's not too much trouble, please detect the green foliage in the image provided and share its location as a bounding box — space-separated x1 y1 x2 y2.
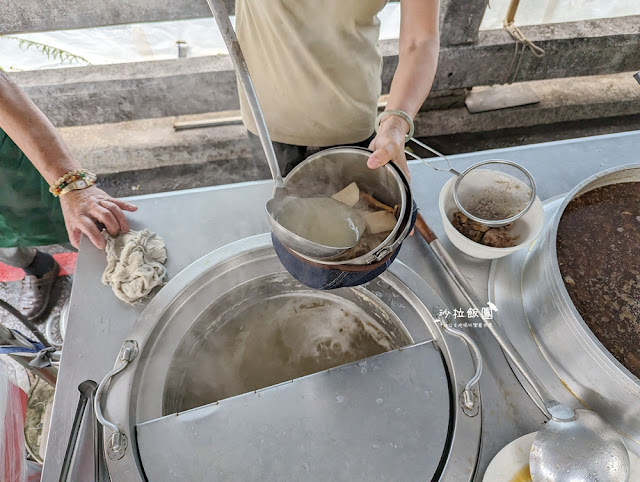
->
1 35 91 69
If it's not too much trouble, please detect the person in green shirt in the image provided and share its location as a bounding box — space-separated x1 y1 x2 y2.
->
0 72 137 320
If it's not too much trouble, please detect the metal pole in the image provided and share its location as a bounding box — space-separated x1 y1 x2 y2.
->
414 212 555 417
205 0 283 190
8 353 57 386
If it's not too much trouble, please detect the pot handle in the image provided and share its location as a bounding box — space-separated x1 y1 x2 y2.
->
405 138 460 176
436 311 483 414
94 340 139 461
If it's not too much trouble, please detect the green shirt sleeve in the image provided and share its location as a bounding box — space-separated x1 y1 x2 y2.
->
0 128 68 247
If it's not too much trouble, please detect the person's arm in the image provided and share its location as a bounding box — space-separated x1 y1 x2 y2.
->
0 72 137 249
367 0 440 180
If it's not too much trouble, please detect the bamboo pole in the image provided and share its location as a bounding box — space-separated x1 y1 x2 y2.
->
505 0 520 24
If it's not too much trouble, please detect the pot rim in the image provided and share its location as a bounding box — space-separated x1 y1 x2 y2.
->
101 234 482 480
547 163 640 382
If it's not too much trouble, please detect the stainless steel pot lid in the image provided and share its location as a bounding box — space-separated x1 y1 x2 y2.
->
98 235 482 481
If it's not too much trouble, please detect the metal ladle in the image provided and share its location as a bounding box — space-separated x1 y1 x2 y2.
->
206 0 365 259
414 212 630 481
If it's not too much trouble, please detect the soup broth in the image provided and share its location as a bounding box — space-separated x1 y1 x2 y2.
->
277 197 362 248
557 182 640 377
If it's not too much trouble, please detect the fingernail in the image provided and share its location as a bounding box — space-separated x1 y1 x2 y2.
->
367 159 379 169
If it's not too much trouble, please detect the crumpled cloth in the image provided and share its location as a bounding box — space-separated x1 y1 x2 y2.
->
101 229 167 305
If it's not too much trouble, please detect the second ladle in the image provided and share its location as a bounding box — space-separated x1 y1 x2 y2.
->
207 0 364 259
414 211 630 482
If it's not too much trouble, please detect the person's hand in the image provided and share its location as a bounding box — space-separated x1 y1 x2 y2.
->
366 115 411 182
59 185 138 249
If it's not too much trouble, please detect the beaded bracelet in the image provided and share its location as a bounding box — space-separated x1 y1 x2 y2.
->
49 169 97 197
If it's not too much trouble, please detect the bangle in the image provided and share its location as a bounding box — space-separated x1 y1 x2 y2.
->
375 110 415 143
49 169 97 197
58 176 97 196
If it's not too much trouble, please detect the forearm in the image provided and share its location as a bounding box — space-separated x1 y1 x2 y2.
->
0 72 80 185
385 38 439 122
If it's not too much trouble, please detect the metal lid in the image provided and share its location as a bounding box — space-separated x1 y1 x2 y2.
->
99 235 481 480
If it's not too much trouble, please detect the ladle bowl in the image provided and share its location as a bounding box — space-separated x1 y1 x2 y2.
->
530 407 630 481
267 195 365 259
270 146 407 261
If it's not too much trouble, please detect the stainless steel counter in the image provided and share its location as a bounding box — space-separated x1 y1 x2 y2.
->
42 130 640 481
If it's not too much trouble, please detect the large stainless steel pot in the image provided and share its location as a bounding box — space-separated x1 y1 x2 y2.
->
95 235 482 481
522 164 640 448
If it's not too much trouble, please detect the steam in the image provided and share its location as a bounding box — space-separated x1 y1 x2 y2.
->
162 273 406 415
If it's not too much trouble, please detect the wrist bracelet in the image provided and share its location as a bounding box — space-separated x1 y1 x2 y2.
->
58 176 97 196
49 169 97 197
374 110 415 143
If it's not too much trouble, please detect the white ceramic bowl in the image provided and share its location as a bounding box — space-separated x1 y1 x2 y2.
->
438 176 544 259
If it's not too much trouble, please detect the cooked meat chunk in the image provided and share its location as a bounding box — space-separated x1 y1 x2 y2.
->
451 211 519 248
451 212 485 243
481 227 518 248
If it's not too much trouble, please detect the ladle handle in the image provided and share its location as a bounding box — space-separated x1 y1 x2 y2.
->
414 210 437 244
415 212 556 417
206 0 284 190
405 139 460 176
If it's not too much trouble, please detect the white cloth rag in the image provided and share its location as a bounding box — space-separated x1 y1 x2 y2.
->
101 229 167 305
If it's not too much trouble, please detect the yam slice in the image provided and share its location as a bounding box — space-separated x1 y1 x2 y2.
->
364 211 397 234
331 182 360 207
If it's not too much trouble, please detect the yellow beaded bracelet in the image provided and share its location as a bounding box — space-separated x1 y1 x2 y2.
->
49 169 97 197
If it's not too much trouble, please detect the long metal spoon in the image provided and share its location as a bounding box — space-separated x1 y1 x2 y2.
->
414 211 630 481
206 0 364 259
